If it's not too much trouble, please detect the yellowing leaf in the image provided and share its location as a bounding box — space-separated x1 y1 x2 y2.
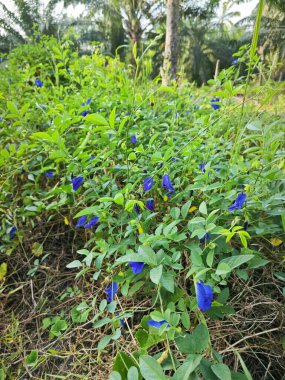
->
270 238 283 247
64 217 69 225
32 242 43 257
189 206 197 213
244 184 251 193
163 195 168 202
138 223 144 234
0 263 7 281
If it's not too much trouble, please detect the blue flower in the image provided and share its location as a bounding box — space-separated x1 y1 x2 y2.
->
129 262 144 274
131 135 137 144
243 221 248 231
185 111 190 115
147 319 169 328
9 226 17 239
232 58 238 66
82 110 88 117
8 77 12 83
143 177 154 191
88 155 95 161
196 280 214 312
106 282 118 302
84 216 99 229
108 134 113 139
228 193 247 211
87 98 91 104
75 216 87 228
116 311 125 327
146 198 155 211
35 79 43 88
199 163 206 173
200 233 211 243
45 171 54 177
162 174 175 195
81 102 86 106
71 176 84 191
210 97 220 110
134 204 141 214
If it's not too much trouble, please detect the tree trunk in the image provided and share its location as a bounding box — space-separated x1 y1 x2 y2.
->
162 0 180 85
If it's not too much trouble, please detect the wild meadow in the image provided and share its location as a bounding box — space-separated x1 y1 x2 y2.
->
0 25 284 380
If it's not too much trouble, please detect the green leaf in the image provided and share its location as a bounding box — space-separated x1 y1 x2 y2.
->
116 247 157 267
139 355 168 380
181 312 190 330
160 272 175 293
109 372 122 380
26 350 38 367
93 317 111 328
211 364 231 380
66 260 82 269
150 265 163 284
85 113 108 125
173 355 202 380
216 263 231 276
199 201 207 215
75 206 99 218
128 367 139 380
0 368 6 380
170 207 180 219
109 107 116 129
181 200 192 219
114 193 124 206
113 352 139 380
220 255 254 271
50 319 68 337
175 324 209 354
98 335 113 350
7 101 18 114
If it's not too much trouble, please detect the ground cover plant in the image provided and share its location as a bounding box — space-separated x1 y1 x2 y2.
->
0 32 284 379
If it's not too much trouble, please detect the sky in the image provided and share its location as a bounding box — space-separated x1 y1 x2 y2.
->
218 0 259 22
2 0 260 20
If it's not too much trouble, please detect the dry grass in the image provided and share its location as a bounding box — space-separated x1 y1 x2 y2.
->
1 224 284 379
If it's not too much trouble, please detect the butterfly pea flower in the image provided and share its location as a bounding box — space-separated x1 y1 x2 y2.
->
8 77 12 83
129 262 144 274
210 97 220 110
71 176 84 191
84 216 99 229
87 98 91 104
232 58 238 66
88 155 95 161
131 135 137 144
75 216 87 228
81 110 88 117
228 193 246 211
134 204 141 214
9 226 17 239
108 134 113 139
199 163 206 173
185 110 190 116
162 174 175 196
45 171 54 177
143 177 154 191
106 282 118 302
115 311 125 327
243 221 248 231
148 319 169 328
35 79 43 88
196 280 214 312
200 233 211 243
146 198 155 211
